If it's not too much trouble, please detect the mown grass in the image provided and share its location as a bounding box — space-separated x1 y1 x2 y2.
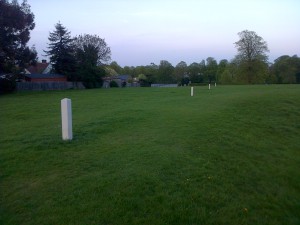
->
1 85 300 225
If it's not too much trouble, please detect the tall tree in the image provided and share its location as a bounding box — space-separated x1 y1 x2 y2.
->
72 34 111 88
110 61 122 74
174 61 188 83
73 34 111 66
235 30 269 62
271 55 300 84
0 0 37 73
217 59 229 82
157 60 174 83
205 57 218 83
44 22 76 76
144 63 158 84
188 62 201 83
234 30 269 83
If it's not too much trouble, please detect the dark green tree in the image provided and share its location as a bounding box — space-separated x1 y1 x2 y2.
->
174 61 188 83
110 61 122 74
157 60 174 83
188 62 200 83
0 0 37 73
217 59 229 83
144 63 158 84
205 57 218 83
271 55 300 84
44 22 76 76
72 34 111 88
73 34 111 65
234 30 269 83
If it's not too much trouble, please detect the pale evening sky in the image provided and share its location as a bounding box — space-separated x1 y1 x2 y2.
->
27 0 300 66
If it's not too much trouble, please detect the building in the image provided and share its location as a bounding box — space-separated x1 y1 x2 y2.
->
25 60 52 74
24 60 67 82
24 74 67 82
103 75 133 88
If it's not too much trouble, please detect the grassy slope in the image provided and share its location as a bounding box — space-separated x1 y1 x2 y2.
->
0 85 299 225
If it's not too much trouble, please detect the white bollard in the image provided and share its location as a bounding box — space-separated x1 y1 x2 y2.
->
61 98 73 140
209 83 211 90
215 82 217 87
191 86 194 96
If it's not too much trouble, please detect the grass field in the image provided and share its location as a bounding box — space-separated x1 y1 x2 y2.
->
1 85 300 225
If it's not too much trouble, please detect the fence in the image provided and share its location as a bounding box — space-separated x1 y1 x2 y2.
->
151 84 178 88
17 82 85 91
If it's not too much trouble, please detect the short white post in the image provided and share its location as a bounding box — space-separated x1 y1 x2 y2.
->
61 98 73 140
215 82 217 87
209 83 211 90
191 86 194 96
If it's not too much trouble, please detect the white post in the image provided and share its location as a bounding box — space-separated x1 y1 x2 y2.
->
209 83 211 90
61 98 73 140
191 86 194 96
215 82 216 87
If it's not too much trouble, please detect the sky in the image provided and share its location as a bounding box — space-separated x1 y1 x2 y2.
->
27 0 300 67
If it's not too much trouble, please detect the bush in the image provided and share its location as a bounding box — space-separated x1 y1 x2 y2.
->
110 80 119 88
0 77 16 94
83 81 103 89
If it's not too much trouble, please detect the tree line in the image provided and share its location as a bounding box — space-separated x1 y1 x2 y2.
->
109 30 300 86
1 0 299 93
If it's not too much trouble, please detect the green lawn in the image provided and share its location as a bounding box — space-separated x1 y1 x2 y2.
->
1 85 300 225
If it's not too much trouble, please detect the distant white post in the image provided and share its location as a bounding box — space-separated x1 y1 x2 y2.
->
191 86 194 96
61 98 73 140
215 82 217 87
209 83 211 90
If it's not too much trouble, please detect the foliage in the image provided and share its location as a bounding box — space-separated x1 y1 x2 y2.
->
104 66 118 77
205 57 218 83
187 62 201 83
157 60 175 83
78 66 105 89
73 34 111 65
217 59 229 82
0 74 16 94
234 30 269 83
271 55 300 84
137 73 150 87
174 61 188 83
1 86 300 224
0 0 37 73
44 22 76 76
110 61 122 74
109 80 119 87
234 30 269 63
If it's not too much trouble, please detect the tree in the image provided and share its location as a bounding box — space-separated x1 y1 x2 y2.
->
0 0 37 73
271 55 300 84
205 57 218 83
137 73 149 86
144 63 158 84
174 61 188 83
217 59 229 82
73 34 111 66
72 34 111 88
234 30 269 83
235 30 269 62
157 60 174 83
110 61 122 74
44 22 76 76
188 62 200 83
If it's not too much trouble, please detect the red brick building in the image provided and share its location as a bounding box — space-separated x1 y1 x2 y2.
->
25 74 67 82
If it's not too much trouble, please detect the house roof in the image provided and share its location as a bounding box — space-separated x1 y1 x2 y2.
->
26 62 50 74
118 75 130 80
103 75 130 81
25 74 65 79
